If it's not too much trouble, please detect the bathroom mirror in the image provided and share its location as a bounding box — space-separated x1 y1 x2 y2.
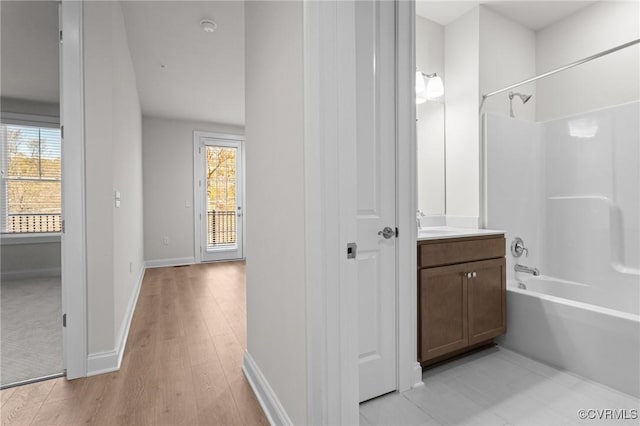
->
416 11 446 224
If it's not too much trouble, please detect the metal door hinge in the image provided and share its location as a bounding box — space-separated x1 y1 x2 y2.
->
59 30 63 42
61 219 65 233
395 227 399 238
62 313 67 327
60 125 64 139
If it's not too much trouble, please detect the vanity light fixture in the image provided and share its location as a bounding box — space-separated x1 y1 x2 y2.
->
201 19 217 33
416 71 444 104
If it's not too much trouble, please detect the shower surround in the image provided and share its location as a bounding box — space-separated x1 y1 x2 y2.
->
485 101 640 397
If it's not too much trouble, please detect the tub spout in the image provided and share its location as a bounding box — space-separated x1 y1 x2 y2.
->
515 264 540 276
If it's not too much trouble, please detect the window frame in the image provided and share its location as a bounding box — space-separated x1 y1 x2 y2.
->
0 112 61 237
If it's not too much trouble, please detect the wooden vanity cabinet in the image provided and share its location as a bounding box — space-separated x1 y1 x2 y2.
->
418 235 506 366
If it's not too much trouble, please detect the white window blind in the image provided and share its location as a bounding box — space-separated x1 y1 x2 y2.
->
1 124 62 233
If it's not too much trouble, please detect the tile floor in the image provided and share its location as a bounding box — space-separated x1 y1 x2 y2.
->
360 346 640 426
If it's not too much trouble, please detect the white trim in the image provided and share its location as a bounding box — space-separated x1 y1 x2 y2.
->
86 350 118 376
0 233 61 245
60 0 87 380
242 351 293 426
193 132 201 263
1 267 61 280
335 2 360 420
114 266 145 369
396 0 422 392
144 257 195 269
412 363 425 388
303 1 360 424
303 2 330 424
87 266 145 376
0 112 60 127
303 0 358 424
194 131 245 142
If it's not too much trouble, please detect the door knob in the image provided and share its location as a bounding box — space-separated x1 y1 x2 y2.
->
378 226 395 239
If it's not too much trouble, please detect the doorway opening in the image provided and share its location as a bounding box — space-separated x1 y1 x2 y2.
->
194 132 245 262
0 0 65 388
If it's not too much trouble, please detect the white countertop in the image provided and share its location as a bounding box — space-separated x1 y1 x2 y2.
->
417 226 504 241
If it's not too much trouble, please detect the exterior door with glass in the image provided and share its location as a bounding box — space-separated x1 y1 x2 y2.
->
195 132 244 262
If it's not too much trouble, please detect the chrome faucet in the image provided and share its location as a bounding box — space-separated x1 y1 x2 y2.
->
515 264 540 276
416 210 425 229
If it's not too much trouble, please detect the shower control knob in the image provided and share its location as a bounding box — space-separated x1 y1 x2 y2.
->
511 237 529 258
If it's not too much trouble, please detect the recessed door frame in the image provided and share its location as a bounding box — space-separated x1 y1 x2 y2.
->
60 0 88 379
303 0 418 423
193 131 245 263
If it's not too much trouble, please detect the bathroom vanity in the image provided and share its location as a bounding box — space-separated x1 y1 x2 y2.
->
417 228 506 367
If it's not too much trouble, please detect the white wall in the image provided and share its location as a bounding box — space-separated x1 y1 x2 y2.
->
245 1 307 424
83 1 144 355
479 6 536 121
0 238 61 278
444 7 480 224
536 1 640 121
142 116 243 264
416 16 445 217
0 0 59 104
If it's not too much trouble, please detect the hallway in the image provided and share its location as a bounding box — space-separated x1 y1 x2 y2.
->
0 262 267 425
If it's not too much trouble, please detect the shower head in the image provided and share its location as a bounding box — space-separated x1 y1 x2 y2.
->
509 92 532 104
508 92 533 117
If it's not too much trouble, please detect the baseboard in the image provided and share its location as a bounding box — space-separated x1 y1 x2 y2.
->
87 265 145 376
242 351 293 426
86 350 119 376
115 266 145 368
1 267 61 280
144 257 195 268
412 362 424 388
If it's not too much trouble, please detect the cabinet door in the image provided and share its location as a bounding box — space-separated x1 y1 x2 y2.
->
467 258 506 345
419 264 468 362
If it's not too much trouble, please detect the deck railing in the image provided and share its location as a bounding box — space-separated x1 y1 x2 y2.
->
7 213 62 233
207 210 236 246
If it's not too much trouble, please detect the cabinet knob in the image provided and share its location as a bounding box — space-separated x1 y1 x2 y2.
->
466 272 471 278
472 272 477 278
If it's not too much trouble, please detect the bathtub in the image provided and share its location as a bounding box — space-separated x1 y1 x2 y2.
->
500 276 640 398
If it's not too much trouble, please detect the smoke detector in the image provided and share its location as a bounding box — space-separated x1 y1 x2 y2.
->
200 19 217 33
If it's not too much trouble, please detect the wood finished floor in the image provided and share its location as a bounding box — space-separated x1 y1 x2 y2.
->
0 262 268 426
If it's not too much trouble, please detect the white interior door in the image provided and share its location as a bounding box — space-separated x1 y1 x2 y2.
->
356 0 397 403
195 132 244 262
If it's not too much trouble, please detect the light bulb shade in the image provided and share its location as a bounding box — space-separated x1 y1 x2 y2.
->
426 75 444 99
415 71 426 94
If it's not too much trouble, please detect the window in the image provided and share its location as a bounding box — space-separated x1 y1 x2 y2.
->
1 124 61 233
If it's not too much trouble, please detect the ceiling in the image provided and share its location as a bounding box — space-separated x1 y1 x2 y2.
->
121 1 245 126
0 1 60 104
416 0 597 31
